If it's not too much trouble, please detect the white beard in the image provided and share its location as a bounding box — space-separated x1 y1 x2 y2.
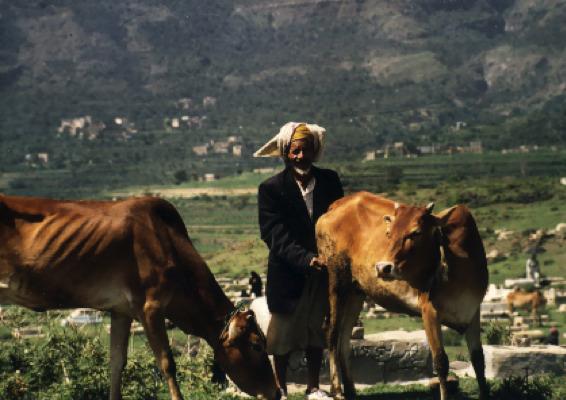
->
293 166 311 176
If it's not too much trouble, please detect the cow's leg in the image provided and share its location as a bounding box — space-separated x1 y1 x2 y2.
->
464 310 488 400
141 299 184 400
338 290 364 400
109 312 132 400
421 300 449 400
327 272 344 399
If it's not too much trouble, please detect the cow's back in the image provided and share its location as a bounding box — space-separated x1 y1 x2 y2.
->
0 195 213 313
317 193 489 327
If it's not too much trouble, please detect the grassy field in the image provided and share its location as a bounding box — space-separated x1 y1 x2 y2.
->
1 152 565 398
157 174 566 282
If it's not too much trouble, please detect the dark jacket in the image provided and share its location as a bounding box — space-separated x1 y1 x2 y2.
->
258 166 343 314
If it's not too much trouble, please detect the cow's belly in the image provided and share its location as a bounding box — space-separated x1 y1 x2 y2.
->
0 271 132 313
364 281 422 316
361 278 480 330
511 299 531 308
437 291 480 328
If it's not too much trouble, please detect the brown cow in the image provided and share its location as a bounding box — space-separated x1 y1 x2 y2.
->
507 288 546 326
316 192 489 400
0 194 279 400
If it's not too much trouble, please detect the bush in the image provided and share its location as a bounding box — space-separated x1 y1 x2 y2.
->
0 373 28 400
442 328 463 346
485 322 511 345
491 375 553 400
0 327 234 399
174 169 188 185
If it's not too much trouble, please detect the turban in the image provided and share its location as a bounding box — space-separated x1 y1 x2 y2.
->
253 122 326 161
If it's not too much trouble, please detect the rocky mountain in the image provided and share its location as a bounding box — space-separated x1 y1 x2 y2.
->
1 0 565 151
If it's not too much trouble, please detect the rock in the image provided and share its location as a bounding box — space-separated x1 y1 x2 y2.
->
450 360 470 371
504 278 538 289
511 329 545 340
486 249 500 260
365 330 428 343
483 345 566 378
510 336 531 347
495 229 514 241
351 326 364 340
484 284 512 302
285 330 433 385
529 229 545 241
480 301 510 323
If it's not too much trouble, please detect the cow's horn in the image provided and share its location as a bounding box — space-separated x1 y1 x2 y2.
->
394 202 400 210
425 202 435 213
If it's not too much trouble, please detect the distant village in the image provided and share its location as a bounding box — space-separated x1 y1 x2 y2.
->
23 97 551 170
55 96 219 142
364 140 484 161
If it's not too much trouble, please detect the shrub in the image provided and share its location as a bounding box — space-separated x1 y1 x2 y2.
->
442 328 463 346
0 327 234 399
491 375 553 400
173 169 188 184
485 322 511 345
0 372 29 399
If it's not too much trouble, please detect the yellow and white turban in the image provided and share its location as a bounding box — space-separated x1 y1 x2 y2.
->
253 122 326 161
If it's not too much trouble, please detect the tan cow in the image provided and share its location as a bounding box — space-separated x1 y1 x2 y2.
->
0 194 279 400
316 192 489 400
507 288 546 326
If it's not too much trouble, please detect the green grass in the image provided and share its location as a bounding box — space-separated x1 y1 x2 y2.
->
2 154 565 398
363 314 424 334
102 171 276 198
164 171 275 189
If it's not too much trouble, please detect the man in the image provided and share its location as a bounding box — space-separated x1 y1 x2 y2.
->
526 253 540 285
255 122 343 400
545 327 559 345
249 271 264 298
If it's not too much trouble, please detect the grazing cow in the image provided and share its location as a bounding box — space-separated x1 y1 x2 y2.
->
316 192 489 400
0 194 279 400
507 288 546 326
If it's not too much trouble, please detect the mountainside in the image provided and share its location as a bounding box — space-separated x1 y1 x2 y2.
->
1 0 565 154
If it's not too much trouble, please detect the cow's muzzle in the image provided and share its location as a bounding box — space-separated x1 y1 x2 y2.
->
375 261 397 280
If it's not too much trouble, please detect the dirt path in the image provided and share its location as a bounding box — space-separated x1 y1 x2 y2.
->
112 187 257 199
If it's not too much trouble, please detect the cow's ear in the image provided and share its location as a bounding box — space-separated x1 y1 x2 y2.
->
435 205 459 227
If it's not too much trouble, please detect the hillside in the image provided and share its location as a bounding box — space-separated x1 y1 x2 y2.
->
0 0 565 172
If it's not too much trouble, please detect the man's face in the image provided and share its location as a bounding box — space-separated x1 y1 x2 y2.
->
287 138 315 172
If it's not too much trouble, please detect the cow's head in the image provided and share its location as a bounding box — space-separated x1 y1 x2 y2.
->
375 202 442 290
216 308 280 399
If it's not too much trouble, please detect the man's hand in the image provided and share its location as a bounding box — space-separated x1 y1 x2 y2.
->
310 256 324 269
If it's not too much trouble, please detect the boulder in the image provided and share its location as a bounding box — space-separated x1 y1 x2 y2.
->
349 338 432 384
351 326 364 340
482 345 566 378
286 330 433 385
